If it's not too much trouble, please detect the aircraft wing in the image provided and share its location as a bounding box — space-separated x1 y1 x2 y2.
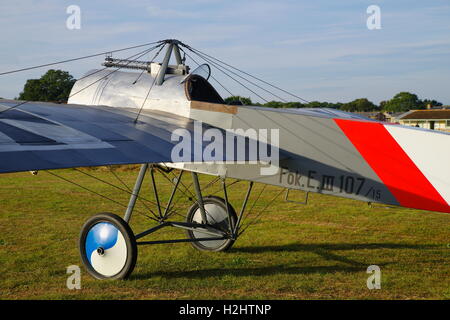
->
181 105 450 214
0 99 272 174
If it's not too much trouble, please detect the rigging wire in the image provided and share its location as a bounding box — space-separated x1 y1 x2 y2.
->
182 44 310 103
45 170 154 220
158 170 224 228
239 183 266 228
0 43 163 115
187 47 289 103
238 187 285 236
68 43 163 100
184 48 270 103
132 69 147 85
178 47 235 97
0 41 162 76
107 166 157 216
1 40 317 229
74 42 161 84
131 44 166 85
73 168 163 220
133 44 166 123
183 44 357 174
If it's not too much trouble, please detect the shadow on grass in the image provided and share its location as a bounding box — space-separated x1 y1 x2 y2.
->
232 242 439 253
131 264 365 280
131 242 438 280
232 242 440 269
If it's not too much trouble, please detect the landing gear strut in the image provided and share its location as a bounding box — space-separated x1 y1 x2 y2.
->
79 164 253 279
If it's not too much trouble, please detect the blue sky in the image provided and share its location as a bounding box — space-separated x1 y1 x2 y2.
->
0 0 449 104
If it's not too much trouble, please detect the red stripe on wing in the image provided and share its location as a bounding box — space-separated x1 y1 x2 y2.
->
335 119 449 213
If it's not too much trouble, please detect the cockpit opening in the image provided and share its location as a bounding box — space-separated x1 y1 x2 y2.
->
184 75 224 104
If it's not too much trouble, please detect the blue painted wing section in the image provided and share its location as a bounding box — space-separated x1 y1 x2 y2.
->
0 99 278 173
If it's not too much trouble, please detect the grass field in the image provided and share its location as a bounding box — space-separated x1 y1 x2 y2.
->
0 167 449 299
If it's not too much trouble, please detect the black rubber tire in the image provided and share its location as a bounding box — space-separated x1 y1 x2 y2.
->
79 213 137 280
185 196 237 252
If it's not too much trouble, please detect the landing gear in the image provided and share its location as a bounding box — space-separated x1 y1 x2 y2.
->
186 196 237 252
78 164 254 279
79 213 137 279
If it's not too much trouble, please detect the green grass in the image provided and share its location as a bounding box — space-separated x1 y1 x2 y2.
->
0 167 449 299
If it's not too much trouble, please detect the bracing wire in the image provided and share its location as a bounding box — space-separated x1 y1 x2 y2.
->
178 47 235 97
188 47 289 103
74 168 163 220
107 166 158 217
0 41 162 76
182 44 310 103
182 43 356 174
238 187 285 236
0 43 164 115
68 43 163 100
45 170 154 220
133 44 167 123
1 39 315 228
184 48 270 103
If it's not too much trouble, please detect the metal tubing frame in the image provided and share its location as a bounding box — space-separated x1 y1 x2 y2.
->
191 171 208 224
233 181 253 236
134 221 227 246
156 43 173 86
123 164 256 247
149 165 163 219
173 44 183 65
162 170 183 219
124 163 148 222
137 237 226 246
221 179 234 237
135 221 226 240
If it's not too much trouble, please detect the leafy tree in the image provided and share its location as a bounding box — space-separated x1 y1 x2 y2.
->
420 99 442 108
341 98 377 112
223 92 443 113
18 69 76 103
283 102 304 108
382 92 422 112
264 100 285 108
302 101 342 109
303 101 326 108
224 96 252 105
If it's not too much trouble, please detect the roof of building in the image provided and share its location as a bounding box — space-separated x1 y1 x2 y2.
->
399 109 450 120
384 112 405 118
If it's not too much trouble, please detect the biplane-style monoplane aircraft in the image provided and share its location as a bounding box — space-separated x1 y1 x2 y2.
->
0 39 449 279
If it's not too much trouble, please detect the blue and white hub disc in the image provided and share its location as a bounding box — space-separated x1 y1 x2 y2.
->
85 222 128 277
80 213 137 279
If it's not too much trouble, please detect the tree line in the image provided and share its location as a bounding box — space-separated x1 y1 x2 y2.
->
225 93 443 113
15 69 444 113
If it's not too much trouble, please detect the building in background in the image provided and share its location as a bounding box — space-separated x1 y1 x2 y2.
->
397 107 450 132
383 112 405 123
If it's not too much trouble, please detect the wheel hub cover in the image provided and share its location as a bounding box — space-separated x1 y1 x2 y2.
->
85 222 127 276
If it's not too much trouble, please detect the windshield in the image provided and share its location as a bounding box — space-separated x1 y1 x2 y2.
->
180 64 211 84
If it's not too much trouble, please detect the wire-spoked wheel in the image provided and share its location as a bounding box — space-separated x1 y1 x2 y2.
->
79 213 137 280
186 196 237 252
